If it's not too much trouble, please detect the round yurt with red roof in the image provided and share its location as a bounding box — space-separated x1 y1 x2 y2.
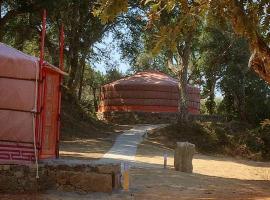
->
98 71 200 123
0 43 66 164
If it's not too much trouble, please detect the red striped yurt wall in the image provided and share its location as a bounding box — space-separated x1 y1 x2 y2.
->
98 71 200 114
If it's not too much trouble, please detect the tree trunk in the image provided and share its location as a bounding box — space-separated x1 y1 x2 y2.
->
206 79 216 115
78 57 86 101
230 1 270 84
178 67 188 122
177 42 191 123
248 45 270 84
68 50 79 90
93 88 98 112
67 4 80 91
237 66 247 121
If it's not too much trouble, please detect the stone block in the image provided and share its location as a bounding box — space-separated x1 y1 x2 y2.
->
70 172 112 193
2 165 10 171
0 163 119 193
112 172 122 190
56 171 72 185
174 142 195 173
14 170 24 178
95 164 121 174
0 174 20 192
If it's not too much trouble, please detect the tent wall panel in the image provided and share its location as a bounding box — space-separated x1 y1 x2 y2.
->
99 105 178 113
0 111 33 143
100 98 178 107
99 105 200 114
102 84 178 93
0 43 66 164
101 90 179 100
99 71 200 114
0 43 38 80
0 141 35 164
0 79 35 111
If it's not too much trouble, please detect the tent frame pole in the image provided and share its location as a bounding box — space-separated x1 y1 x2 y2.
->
56 24 64 158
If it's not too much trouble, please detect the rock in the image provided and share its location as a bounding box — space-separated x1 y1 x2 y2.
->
14 170 24 178
95 164 121 190
112 172 122 190
96 164 121 174
2 165 10 171
23 179 38 192
70 172 112 193
0 163 120 193
174 142 195 173
56 171 72 185
0 174 19 192
61 184 75 192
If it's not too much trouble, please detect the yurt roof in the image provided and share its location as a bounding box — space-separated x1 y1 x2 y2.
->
107 71 178 86
0 43 67 80
102 71 200 93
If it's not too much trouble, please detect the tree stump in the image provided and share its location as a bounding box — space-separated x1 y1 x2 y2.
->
174 142 195 173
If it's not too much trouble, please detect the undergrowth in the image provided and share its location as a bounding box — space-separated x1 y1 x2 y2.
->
149 120 270 161
60 89 114 140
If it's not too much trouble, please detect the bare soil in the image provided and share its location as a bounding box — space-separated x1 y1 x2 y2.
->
136 141 270 181
59 125 131 160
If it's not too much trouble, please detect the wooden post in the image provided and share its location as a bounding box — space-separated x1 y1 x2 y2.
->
123 163 129 191
174 142 195 173
163 153 167 169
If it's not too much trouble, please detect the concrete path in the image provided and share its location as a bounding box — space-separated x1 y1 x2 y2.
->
99 124 164 164
44 124 165 167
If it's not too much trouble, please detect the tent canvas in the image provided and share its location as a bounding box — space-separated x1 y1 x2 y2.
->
99 71 200 114
0 43 66 164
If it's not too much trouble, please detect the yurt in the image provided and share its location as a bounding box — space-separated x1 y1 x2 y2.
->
0 43 66 164
98 71 200 123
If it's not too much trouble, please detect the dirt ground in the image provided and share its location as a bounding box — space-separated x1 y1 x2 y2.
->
59 125 131 160
135 141 270 181
57 131 270 200
1 126 270 200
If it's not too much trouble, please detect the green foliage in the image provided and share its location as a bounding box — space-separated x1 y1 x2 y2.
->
93 0 270 83
199 99 208 114
128 52 174 76
105 67 124 84
196 20 270 124
93 0 128 24
245 123 270 160
153 121 270 160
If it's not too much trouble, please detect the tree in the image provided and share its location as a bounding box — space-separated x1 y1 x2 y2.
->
141 1 202 122
197 24 231 115
128 52 173 75
94 0 270 85
105 67 123 84
52 0 116 92
84 68 105 111
0 0 61 41
1 0 123 101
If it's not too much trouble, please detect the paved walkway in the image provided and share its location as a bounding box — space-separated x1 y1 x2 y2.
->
44 124 165 167
99 124 164 164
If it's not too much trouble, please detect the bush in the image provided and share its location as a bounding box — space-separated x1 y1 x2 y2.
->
150 120 270 161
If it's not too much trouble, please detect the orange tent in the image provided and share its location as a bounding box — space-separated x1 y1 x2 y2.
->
0 43 66 164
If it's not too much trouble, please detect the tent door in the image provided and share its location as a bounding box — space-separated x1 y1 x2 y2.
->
40 71 59 159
